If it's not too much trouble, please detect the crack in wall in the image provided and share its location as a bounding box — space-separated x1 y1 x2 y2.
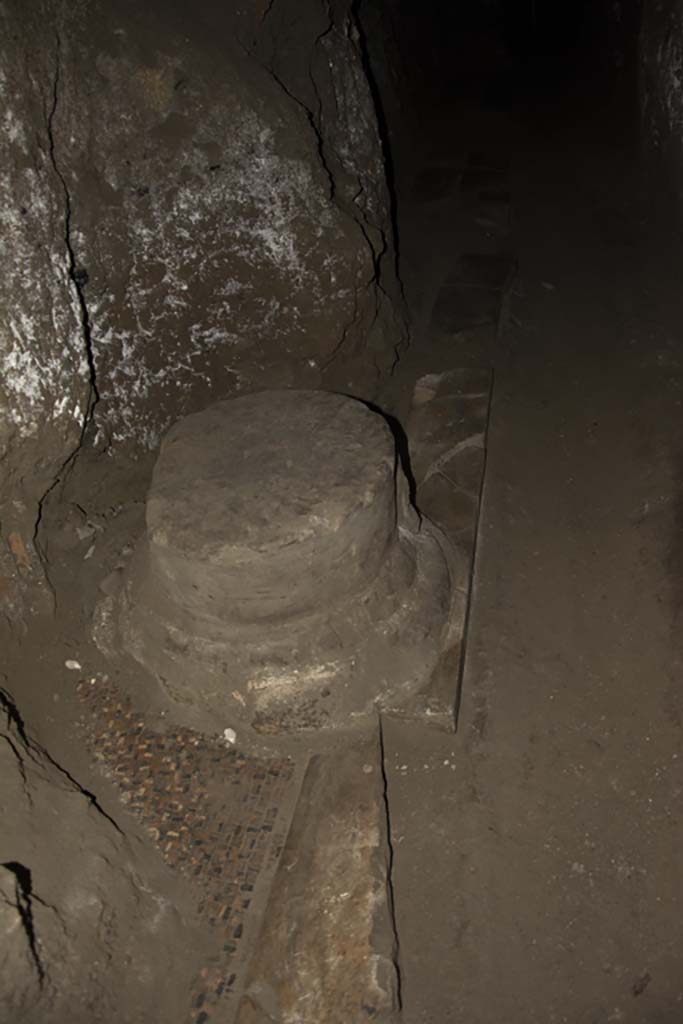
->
2 733 34 807
34 34 100 576
378 713 403 1012
257 54 337 202
1 681 34 750
250 41 390 378
243 9 405 380
260 0 277 22
0 686 124 836
48 34 99 416
352 0 405 299
2 861 46 987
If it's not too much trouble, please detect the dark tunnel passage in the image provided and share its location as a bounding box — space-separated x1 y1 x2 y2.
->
2 2 683 1022
361 1 683 1021
372 0 647 153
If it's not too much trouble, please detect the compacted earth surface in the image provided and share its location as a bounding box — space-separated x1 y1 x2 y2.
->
382 54 683 1024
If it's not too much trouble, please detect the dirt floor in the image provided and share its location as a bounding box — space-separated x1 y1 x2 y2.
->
381 53 683 1024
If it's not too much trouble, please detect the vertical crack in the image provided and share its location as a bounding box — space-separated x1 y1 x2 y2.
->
2 734 34 807
47 33 99 417
258 55 337 203
0 685 125 835
351 0 404 296
0 686 124 835
378 713 403 1011
34 34 99 573
2 862 46 987
259 0 277 22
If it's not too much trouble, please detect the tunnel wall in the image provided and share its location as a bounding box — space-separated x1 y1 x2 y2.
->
641 0 683 207
0 0 406 540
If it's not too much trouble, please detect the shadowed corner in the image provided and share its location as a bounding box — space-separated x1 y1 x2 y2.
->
361 398 419 510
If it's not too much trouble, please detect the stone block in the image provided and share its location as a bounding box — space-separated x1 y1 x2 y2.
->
235 731 400 1024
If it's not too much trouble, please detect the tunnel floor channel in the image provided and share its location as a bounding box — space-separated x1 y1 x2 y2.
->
378 55 683 1024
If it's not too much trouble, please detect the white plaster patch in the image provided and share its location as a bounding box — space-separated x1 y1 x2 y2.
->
0 85 90 446
84 97 357 447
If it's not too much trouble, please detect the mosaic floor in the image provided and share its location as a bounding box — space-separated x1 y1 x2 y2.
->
77 681 304 1023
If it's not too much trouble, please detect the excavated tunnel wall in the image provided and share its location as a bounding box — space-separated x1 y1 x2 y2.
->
0 0 406 545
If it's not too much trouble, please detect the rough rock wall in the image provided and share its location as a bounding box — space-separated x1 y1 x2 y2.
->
0 0 406 542
0 684 201 1023
641 0 683 191
0 2 93 542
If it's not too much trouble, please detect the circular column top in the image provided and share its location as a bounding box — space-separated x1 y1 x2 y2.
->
145 390 397 623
